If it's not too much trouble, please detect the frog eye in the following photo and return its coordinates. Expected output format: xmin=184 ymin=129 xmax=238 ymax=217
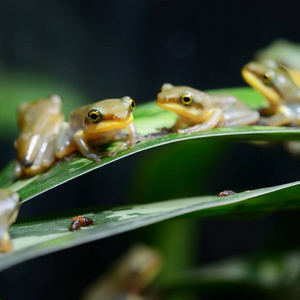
xmin=262 ymin=72 xmax=272 ymax=84
xmin=88 ymin=109 xmax=103 ymax=123
xmin=129 ymin=99 xmax=136 ymax=110
xmin=180 ymin=93 xmax=194 ymax=106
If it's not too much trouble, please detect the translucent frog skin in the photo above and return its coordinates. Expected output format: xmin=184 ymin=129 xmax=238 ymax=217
xmin=157 ymin=83 xmax=259 ymax=134
xmin=82 ymin=244 xmax=163 ymax=300
xmin=242 ymin=61 xmax=300 ymax=126
xmin=55 ymin=97 xmax=137 ymax=162
xmin=14 ymin=95 xmax=64 ymax=178
xmin=254 ymin=39 xmax=300 ymax=72
xmin=0 ymin=189 xmax=20 ymax=253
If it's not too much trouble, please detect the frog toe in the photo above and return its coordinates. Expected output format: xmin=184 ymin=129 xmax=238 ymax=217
xmin=97 ymin=150 xmax=117 ymax=158
xmin=13 ymin=160 xmax=23 ymax=178
xmin=177 ymin=128 xmax=190 ymax=134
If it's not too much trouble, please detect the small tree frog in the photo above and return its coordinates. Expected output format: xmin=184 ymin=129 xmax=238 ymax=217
xmin=157 ymin=83 xmax=259 ymax=134
xmin=55 ymin=97 xmax=137 ymax=162
xmin=14 ymin=95 xmax=64 ymax=177
xmin=242 ymin=61 xmax=300 ymax=126
xmin=0 ymin=189 xmax=20 ymax=253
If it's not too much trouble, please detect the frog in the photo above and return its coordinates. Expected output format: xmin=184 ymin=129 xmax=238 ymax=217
xmin=55 ymin=96 xmax=137 ymax=162
xmin=254 ymin=39 xmax=300 ymax=72
xmin=82 ymin=244 xmax=163 ymax=300
xmin=241 ymin=61 xmax=300 ymax=126
xmin=0 ymin=189 xmax=20 ymax=253
xmin=156 ymin=83 xmax=259 ymax=134
xmin=14 ymin=95 xmax=64 ymax=177
xmin=254 ymin=40 xmax=300 ymax=88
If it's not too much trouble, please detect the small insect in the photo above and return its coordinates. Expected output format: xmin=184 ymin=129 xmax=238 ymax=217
xmin=218 ymin=190 xmax=236 ymax=197
xmin=70 ymin=215 xmax=96 ymax=231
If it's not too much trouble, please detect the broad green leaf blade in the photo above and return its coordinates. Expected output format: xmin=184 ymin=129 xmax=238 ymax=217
xmin=1 ymin=87 xmax=300 ymax=202
xmin=160 ymin=250 xmax=300 ymax=298
xmin=1 ymin=180 xmax=300 ymax=272
xmin=1 ymin=126 xmax=300 ymax=202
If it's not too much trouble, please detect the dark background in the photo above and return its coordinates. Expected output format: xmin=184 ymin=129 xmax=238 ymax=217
xmin=0 ymin=0 xmax=300 ymax=299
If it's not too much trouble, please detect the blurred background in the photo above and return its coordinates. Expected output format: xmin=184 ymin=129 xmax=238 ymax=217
xmin=1 ymin=0 xmax=300 ymax=299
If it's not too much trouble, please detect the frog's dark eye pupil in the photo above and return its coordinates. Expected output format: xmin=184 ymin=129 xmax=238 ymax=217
xmin=91 ymin=113 xmax=98 ymax=120
xmin=129 ymin=99 xmax=136 ymax=110
xmin=180 ymin=93 xmax=194 ymax=106
xmin=262 ymin=72 xmax=272 ymax=83
xmin=88 ymin=110 xmax=102 ymax=123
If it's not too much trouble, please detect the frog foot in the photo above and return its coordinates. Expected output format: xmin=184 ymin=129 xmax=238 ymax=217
xmin=144 ymin=128 xmax=173 ymax=140
xmin=94 ymin=151 xmax=117 ymax=163
xmin=118 ymin=141 xmax=132 ymax=150
xmin=177 ymin=128 xmax=192 ymax=135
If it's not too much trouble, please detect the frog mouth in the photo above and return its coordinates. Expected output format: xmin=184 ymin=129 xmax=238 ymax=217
xmin=241 ymin=68 xmax=282 ymax=106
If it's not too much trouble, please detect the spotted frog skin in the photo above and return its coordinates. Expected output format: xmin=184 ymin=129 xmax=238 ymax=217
xmin=242 ymin=61 xmax=300 ymax=126
xmin=55 ymin=97 xmax=137 ymax=162
xmin=14 ymin=95 xmax=64 ymax=177
xmin=0 ymin=189 xmax=20 ymax=253
xmin=157 ymin=83 xmax=259 ymax=134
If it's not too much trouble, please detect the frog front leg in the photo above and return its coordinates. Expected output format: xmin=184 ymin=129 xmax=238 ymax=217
xmin=258 ymin=105 xmax=292 ymax=126
xmin=116 ymin=122 xmax=142 ymax=148
xmin=178 ymin=108 xmax=223 ymax=134
xmin=73 ymin=130 xmax=116 ymax=163
xmin=126 ymin=122 xmax=138 ymax=147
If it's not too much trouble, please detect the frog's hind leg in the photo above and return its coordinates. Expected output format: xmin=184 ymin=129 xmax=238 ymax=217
xmin=41 ymin=136 xmax=57 ymax=168
xmin=55 ymin=122 xmax=76 ymax=159
xmin=218 ymin=111 xmax=259 ymax=127
xmin=258 ymin=106 xmax=292 ymax=126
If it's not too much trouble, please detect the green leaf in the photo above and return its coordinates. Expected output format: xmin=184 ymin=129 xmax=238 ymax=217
xmin=1 ymin=180 xmax=300 ymax=272
xmin=160 ymin=250 xmax=300 ymax=298
xmin=0 ymin=70 xmax=86 ymax=136
xmin=0 ymin=87 xmax=300 ymax=202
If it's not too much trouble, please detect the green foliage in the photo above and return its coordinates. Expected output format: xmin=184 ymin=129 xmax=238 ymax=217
xmin=1 ymin=88 xmax=300 ymax=202
xmin=0 ymin=181 xmax=300 ymax=272
xmin=161 ymin=250 xmax=300 ymax=299
xmin=0 ymin=86 xmax=299 ymax=297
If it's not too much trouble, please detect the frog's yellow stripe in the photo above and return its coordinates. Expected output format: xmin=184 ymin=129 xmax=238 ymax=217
xmin=157 ymin=102 xmax=204 ymax=121
xmin=91 ymin=114 xmax=134 ymax=132
xmin=241 ymin=68 xmax=282 ymax=106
